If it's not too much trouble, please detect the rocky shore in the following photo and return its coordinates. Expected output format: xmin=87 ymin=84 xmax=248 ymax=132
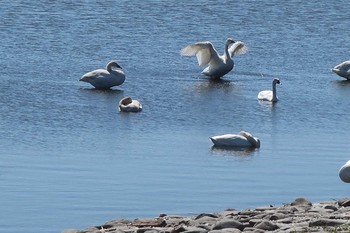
xmin=64 ymin=197 xmax=350 ymax=233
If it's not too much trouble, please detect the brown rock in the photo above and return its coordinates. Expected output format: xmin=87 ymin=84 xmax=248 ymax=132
xmin=132 ymin=218 xmax=166 ymax=227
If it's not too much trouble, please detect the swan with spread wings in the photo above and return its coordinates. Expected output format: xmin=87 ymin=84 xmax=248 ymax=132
xmin=180 ymin=38 xmax=247 ymax=79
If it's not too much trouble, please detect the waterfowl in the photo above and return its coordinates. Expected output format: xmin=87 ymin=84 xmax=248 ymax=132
xmin=118 ymin=97 xmax=142 ymax=112
xmin=258 ymin=78 xmax=281 ymax=102
xmin=339 ymin=160 xmax=350 ymax=183
xmin=180 ymin=38 xmax=247 ymax=79
xmin=80 ymin=60 xmax=125 ymax=89
xmin=210 ymin=131 xmax=260 ymax=148
xmin=331 ymin=60 xmax=350 ymax=79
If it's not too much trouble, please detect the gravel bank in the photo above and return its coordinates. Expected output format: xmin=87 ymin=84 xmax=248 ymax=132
xmin=63 ymin=197 xmax=350 ymax=233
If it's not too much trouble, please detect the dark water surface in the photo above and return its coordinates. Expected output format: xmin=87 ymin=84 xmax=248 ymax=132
xmin=1 ymin=1 xmax=350 ymax=232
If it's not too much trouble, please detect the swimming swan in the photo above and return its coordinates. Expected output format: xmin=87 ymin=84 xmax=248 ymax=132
xmin=119 ymin=97 xmax=142 ymax=112
xmin=258 ymin=78 xmax=281 ymax=102
xmin=180 ymin=38 xmax=247 ymax=79
xmin=339 ymin=160 xmax=350 ymax=183
xmin=80 ymin=60 xmax=125 ymax=89
xmin=331 ymin=60 xmax=350 ymax=79
xmin=210 ymin=131 xmax=260 ymax=148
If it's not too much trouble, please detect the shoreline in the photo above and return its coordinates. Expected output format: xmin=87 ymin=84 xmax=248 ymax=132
xmin=63 ymin=197 xmax=350 ymax=233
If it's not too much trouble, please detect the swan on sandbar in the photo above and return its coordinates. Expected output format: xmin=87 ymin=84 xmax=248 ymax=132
xmin=118 ymin=97 xmax=142 ymax=112
xmin=210 ymin=131 xmax=260 ymax=148
xmin=331 ymin=60 xmax=350 ymax=80
xmin=80 ymin=60 xmax=125 ymax=89
xmin=258 ymin=78 xmax=281 ymax=102
xmin=180 ymin=38 xmax=247 ymax=79
xmin=339 ymin=160 xmax=350 ymax=183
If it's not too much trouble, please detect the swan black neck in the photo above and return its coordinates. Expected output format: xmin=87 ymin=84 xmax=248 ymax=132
xmin=224 ymin=41 xmax=231 ymax=60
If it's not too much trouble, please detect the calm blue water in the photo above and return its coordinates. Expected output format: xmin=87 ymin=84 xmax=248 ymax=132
xmin=1 ymin=1 xmax=350 ymax=232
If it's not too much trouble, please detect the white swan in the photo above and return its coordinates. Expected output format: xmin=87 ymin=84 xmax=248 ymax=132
xmin=210 ymin=131 xmax=260 ymax=148
xmin=331 ymin=60 xmax=350 ymax=79
xmin=258 ymin=78 xmax=281 ymax=102
xmin=339 ymin=160 xmax=350 ymax=183
xmin=118 ymin=97 xmax=142 ymax=112
xmin=180 ymin=38 xmax=247 ymax=79
xmin=80 ymin=60 xmax=125 ymax=89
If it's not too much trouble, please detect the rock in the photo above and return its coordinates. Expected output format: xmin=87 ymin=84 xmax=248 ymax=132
xmin=182 ymin=226 xmax=208 ymax=233
xmin=212 ymin=219 xmax=244 ymax=231
xmin=253 ymin=221 xmax=279 ymax=231
xmin=137 ymin=228 xmax=159 ymax=233
xmin=290 ymin=197 xmax=312 ymax=206
xmin=132 ymin=218 xmax=166 ymax=227
xmin=195 ymin=213 xmax=219 ymax=220
xmin=309 ymin=218 xmax=348 ymax=227
xmin=338 ymin=198 xmax=350 ymax=207
xmin=208 ymin=229 xmax=241 ymax=233
xmin=241 ymin=227 xmax=265 ymax=233
xmin=324 ymin=204 xmax=338 ymax=211
xmin=193 ymin=216 xmax=220 ymax=226
xmin=62 ymin=230 xmax=80 ymax=233
xmin=269 ymin=213 xmax=286 ymax=220
xmin=255 ymin=206 xmax=276 ymax=211
xmin=68 ymin=198 xmax=350 ymax=233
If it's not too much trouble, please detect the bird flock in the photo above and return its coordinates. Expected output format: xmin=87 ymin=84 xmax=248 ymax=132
xmin=79 ymin=38 xmax=350 ymax=182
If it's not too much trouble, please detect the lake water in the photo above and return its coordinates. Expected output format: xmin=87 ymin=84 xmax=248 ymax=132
xmin=1 ymin=0 xmax=350 ymax=232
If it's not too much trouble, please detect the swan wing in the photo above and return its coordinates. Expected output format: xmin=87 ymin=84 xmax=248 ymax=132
xmin=81 ymin=69 xmax=109 ymax=80
xmin=228 ymin=41 xmax=247 ymax=58
xmin=180 ymin=41 xmax=220 ymax=66
xmin=257 ymin=90 xmax=272 ymax=101
xmin=210 ymin=134 xmax=251 ymax=147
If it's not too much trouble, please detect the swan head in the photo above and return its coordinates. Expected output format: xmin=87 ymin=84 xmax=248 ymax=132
xmin=106 ymin=60 xmax=123 ymax=70
xmin=272 ymin=78 xmax=281 ymax=86
xmin=239 ymin=131 xmax=260 ymax=148
xmin=119 ymin=96 xmax=142 ymax=112
xmin=226 ymin=38 xmax=235 ymax=45
xmin=119 ymin=96 xmax=133 ymax=106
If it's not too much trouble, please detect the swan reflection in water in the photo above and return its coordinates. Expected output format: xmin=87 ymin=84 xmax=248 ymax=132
xmin=191 ymin=78 xmax=236 ymax=94
xmin=210 ymin=145 xmax=258 ymax=157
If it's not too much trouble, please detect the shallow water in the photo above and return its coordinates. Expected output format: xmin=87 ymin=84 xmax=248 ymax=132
xmin=1 ymin=1 xmax=350 ymax=232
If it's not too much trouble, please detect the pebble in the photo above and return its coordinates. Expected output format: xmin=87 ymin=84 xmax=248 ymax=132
xmin=63 ymin=197 xmax=350 ymax=233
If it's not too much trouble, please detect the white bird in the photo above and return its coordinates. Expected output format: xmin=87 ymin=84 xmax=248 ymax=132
xmin=80 ymin=60 xmax=125 ymax=89
xmin=210 ymin=131 xmax=260 ymax=148
xmin=258 ymin=78 xmax=281 ymax=102
xmin=339 ymin=160 xmax=350 ymax=183
xmin=331 ymin=60 xmax=350 ymax=79
xmin=119 ymin=97 xmax=142 ymax=112
xmin=180 ymin=38 xmax=247 ymax=79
